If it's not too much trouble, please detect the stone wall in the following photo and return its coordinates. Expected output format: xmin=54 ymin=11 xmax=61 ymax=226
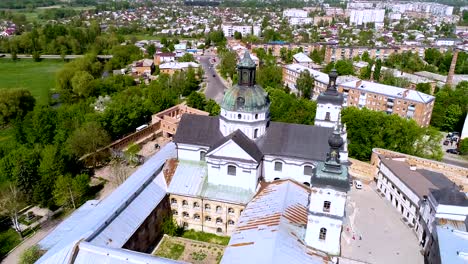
xmin=123 ymin=195 xmax=171 ymax=253
xmin=348 ymin=158 xmax=376 ymax=184
xmin=371 ymin=148 xmax=468 ymax=191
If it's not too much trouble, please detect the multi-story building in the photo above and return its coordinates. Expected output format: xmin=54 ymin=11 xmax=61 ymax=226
xmin=159 ymin=62 xmax=200 ymax=75
xmin=349 ymin=9 xmax=385 ymax=28
xmin=222 ymin=24 xmax=261 ymax=38
xmin=251 ymin=42 xmax=322 ymax=57
xmin=283 ymin=8 xmax=308 ymax=18
xmin=282 ymin=63 xmax=358 ymax=98
xmin=338 ymin=79 xmax=435 ymax=127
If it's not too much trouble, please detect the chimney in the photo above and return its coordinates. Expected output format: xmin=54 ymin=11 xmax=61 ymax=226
xmin=446 ymin=49 xmax=459 ymax=87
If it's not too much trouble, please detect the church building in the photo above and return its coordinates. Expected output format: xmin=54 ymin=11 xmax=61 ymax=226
xmin=169 ymin=52 xmax=349 ymax=246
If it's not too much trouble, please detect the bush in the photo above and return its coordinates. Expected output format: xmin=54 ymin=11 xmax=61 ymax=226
xmin=19 ymin=245 xmax=44 ymax=264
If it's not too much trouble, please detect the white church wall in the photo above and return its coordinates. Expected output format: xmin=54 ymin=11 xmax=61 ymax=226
xmin=308 ymin=187 xmax=346 ymax=218
xmin=305 ymin=215 xmax=343 ymax=255
xmin=206 ymin=157 xmax=259 ymax=191
xmin=177 ymin=143 xmax=209 ymax=162
xmin=263 ymin=155 xmax=316 ymax=185
xmin=219 ymin=109 xmax=268 ymax=140
xmin=209 ymin=140 xmax=255 ymax=161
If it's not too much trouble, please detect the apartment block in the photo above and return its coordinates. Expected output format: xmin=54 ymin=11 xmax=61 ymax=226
xmin=222 ymin=24 xmax=261 ymax=38
xmin=338 ymin=80 xmax=435 ymax=127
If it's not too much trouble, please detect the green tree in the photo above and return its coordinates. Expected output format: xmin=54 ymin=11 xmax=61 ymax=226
xmin=33 ymin=145 xmax=65 ymax=207
xmin=310 ymin=49 xmax=324 ymax=64
xmin=71 ymin=71 xmax=94 ymax=97
xmin=430 ymin=82 xmax=468 ymax=132
xmin=0 ymin=184 xmax=26 ymax=238
xmin=361 ymin=51 xmax=370 ymax=62
xmin=125 ymin=143 xmax=141 ymax=166
xmin=373 ymin=59 xmax=382 ymax=81
xmin=147 ymin=44 xmax=156 ymax=58
xmin=219 ymin=50 xmax=237 ymax=79
xmin=324 ymin=60 xmax=354 ymax=75
xmin=415 ymin=83 xmax=432 ymax=94
xmin=67 ymin=121 xmax=111 ymax=166
xmin=267 ymin=87 xmax=317 ymax=125
xmin=19 ymin=245 xmax=43 ymax=264
xmin=53 ymin=174 xmax=90 ymax=209
xmin=296 ymin=70 xmax=314 ymax=99
xmin=187 ymin=92 xmax=206 ymax=110
xmin=178 ymin=53 xmax=195 ymax=62
xmin=257 ymin=65 xmax=282 ymax=89
xmin=0 ymin=89 xmax=35 ymax=127
xmin=459 ymin=138 xmax=468 ymax=155
xmin=204 ymin=99 xmax=220 ymax=116
xmin=234 ymin=31 xmax=242 ymax=40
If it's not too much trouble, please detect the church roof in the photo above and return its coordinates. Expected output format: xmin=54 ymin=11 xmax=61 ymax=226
xmin=238 ymin=51 xmax=256 ymax=68
xmin=220 ymin=85 xmax=270 ymax=112
xmin=173 ymin=114 xmax=223 ymax=147
xmin=221 ymin=180 xmax=329 ymax=264
xmin=311 ymin=162 xmax=350 ymax=192
xmin=257 ymin=122 xmax=333 ymax=161
xmin=209 ymin=129 xmax=263 ymax=162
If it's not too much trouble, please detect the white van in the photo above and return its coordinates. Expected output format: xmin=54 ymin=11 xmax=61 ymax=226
xmin=354 ymin=180 xmax=363 ymax=189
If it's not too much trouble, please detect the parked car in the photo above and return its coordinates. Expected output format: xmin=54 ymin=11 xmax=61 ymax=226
xmin=354 ymin=180 xmax=363 ymax=189
xmin=446 ymin=149 xmax=460 ymax=155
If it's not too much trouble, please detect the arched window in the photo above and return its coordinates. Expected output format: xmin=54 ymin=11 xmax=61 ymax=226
xmin=182 ymin=200 xmax=188 ymax=207
xmin=325 ymin=112 xmax=331 ymax=121
xmin=255 ymin=114 xmax=258 ymax=119
xmin=216 ymin=217 xmax=223 ymax=224
xmin=303 ymin=182 xmax=310 ymax=187
xmin=172 ymin=210 xmax=178 ymax=216
xmin=182 ymin=212 xmax=189 ymax=218
xmin=193 ymin=202 xmax=200 ymax=209
xmin=194 ymin=214 xmax=200 ymax=220
xmin=274 ymin=162 xmax=282 ymax=172
xmin=274 ymin=177 xmax=280 ymax=180
xmin=205 ymin=216 xmax=212 ymax=222
xmin=254 ymin=129 xmax=258 ymax=139
xmin=227 ymin=165 xmax=236 ymax=176
xmin=216 ymin=206 xmax=222 ymax=213
xmin=170 ymin=198 xmax=177 ymax=205
xmin=240 ymin=209 xmax=243 ymax=215
xmin=228 ymin=208 xmax=235 ymax=214
xmin=205 ymin=204 xmax=211 ymax=211
xmin=304 ymin=165 xmax=313 ymax=176
xmin=228 ymin=220 xmax=235 ymax=225
xmin=216 ymin=227 xmax=222 ymax=233
xmin=200 ymin=151 xmax=206 ymax=161
xmin=319 ymin=228 xmax=327 ymax=240
xmin=323 ymin=201 xmax=331 ymax=212
xmin=238 ymin=114 xmax=242 ymax=119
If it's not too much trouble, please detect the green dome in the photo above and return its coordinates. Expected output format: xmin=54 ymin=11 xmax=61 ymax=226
xmin=221 ymin=84 xmax=269 ymax=112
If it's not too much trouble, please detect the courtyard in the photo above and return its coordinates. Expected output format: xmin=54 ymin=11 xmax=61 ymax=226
xmin=341 ymin=183 xmax=424 ymax=264
xmin=153 ymin=234 xmax=226 ymax=264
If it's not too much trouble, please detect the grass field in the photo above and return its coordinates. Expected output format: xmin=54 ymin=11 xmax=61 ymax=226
xmin=0 ymin=59 xmax=66 ymax=105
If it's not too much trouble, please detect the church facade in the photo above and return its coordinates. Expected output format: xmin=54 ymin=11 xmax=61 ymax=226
xmin=169 ymin=52 xmax=350 ymax=255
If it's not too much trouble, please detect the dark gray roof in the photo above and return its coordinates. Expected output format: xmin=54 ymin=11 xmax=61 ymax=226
xmin=317 ymin=92 xmax=344 ymax=105
xmin=311 ymin=162 xmax=350 ymax=192
xmin=173 ymin=114 xmax=223 ymax=147
xmin=418 ymin=169 xmax=454 ymax=190
xmin=257 ymin=122 xmax=333 ymax=161
xmin=208 ymin=130 xmax=263 ymax=162
xmin=430 ymin=187 xmax=468 ymax=206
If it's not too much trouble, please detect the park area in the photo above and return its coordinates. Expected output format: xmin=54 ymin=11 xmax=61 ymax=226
xmin=153 ymin=230 xmax=229 ymax=264
xmin=0 ymin=59 xmax=65 ymax=105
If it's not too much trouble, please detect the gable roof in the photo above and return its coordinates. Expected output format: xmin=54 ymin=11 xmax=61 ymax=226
xmin=221 ymin=180 xmax=329 ymax=264
xmin=257 ymin=122 xmax=332 ymax=161
xmin=431 ymin=187 xmax=468 ymax=207
xmin=173 ymin=114 xmax=223 ymax=147
xmin=208 ymin=130 xmax=263 ymax=162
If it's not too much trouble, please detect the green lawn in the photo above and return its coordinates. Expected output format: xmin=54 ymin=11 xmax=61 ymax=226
xmin=0 ymin=228 xmax=21 ymax=258
xmin=0 ymin=59 xmax=65 ymax=105
xmin=181 ymin=230 xmax=230 ymax=246
xmin=154 ymin=239 xmax=185 ymax=260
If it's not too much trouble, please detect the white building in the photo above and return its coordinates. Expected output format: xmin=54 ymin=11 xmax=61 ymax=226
xmin=283 ymin=8 xmax=308 ymax=18
xmin=293 ymin=52 xmax=313 ymax=67
xmin=349 ymin=9 xmax=385 ymax=28
xmin=222 ymin=24 xmax=261 ymax=38
xmin=435 ymin=38 xmax=462 ymax=46
xmin=288 ymin=17 xmax=313 ymax=26
xmin=461 ymin=114 xmax=468 ymax=140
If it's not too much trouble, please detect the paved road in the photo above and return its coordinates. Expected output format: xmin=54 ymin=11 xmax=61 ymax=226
xmin=0 ymin=54 xmax=112 ymax=60
xmin=2 ymin=219 xmax=62 ymax=264
xmin=199 ymin=55 xmax=228 ymax=103
xmin=440 ymin=132 xmax=468 ymax=168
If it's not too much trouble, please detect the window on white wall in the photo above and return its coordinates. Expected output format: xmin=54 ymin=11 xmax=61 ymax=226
xmin=274 ymin=162 xmax=282 ymax=172
xmin=325 ymin=112 xmax=331 ymax=121
xmin=319 ymin=228 xmax=327 ymax=240
xmin=254 ymin=129 xmax=258 ymax=138
xmin=304 ymin=165 xmax=313 ymax=176
xmin=200 ymin=151 xmax=206 ymax=161
xmin=323 ymin=201 xmax=331 ymax=212
xmin=228 ymin=165 xmax=236 ymax=176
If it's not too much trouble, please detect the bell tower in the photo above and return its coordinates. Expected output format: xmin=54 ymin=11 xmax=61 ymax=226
xmin=315 ymin=69 xmax=343 ymax=128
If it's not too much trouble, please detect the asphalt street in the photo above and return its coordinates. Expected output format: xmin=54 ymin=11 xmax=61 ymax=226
xmin=199 ymin=55 xmax=227 ymax=103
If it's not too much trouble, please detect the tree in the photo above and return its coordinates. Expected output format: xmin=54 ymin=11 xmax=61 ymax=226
xmin=267 ymin=87 xmax=317 ymax=125
xmin=459 ymin=138 xmax=468 ymax=156
xmin=187 ymin=92 xmax=206 ymax=110
xmin=234 ymin=31 xmax=242 ymax=40
xmin=0 ymin=184 xmax=26 ymax=238
xmin=415 ymin=83 xmax=432 ymax=94
xmin=67 ymin=121 xmax=111 ymax=166
xmin=71 ymin=71 xmax=94 ymax=97
xmin=324 ymin=60 xmax=354 ymax=76
xmin=359 ymin=61 xmax=373 ymax=80
xmin=147 ymin=44 xmax=156 ymax=58
xmin=296 ymin=70 xmax=314 ymax=99
xmin=33 ymin=145 xmax=65 ymax=207
xmin=257 ymin=65 xmax=282 ymax=89
xmin=373 ymin=59 xmax=382 ymax=81
xmin=0 ymin=89 xmax=35 ymax=127
xmin=310 ymin=49 xmax=323 ymax=64
xmin=19 ymin=245 xmax=43 ymax=264
xmin=178 ymin=53 xmax=195 ymax=62
xmin=219 ymin=50 xmax=237 ymax=79
xmin=125 ymin=142 xmax=141 ymax=166
xmin=430 ymin=82 xmax=468 ymax=132
xmin=53 ymin=174 xmax=90 ymax=209
xmin=205 ymin=99 xmax=220 ymax=116
xmin=362 ymin=51 xmax=370 ymax=62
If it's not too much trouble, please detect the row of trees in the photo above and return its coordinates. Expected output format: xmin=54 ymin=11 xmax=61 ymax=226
xmin=430 ymin=81 xmax=468 ymax=133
